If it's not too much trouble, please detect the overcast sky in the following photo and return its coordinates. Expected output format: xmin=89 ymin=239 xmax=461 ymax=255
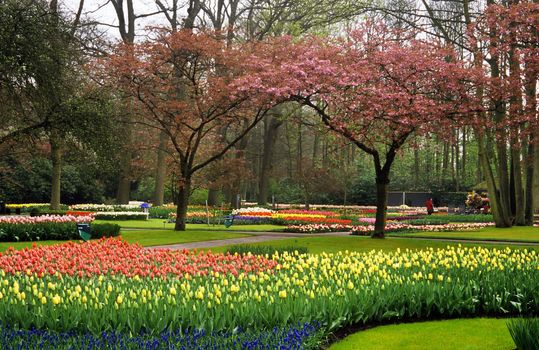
xmin=62 ymin=0 xmax=175 ymax=40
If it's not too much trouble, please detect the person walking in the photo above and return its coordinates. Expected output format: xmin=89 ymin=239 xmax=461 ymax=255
xmin=425 ymin=198 xmax=434 ymax=215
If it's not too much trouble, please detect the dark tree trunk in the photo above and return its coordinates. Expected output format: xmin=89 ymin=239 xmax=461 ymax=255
xmin=174 ymin=176 xmax=191 ymax=231
xmin=50 ymin=136 xmax=62 ymax=210
xmin=373 ymin=173 xmax=389 ymax=238
xmin=117 ymin=162 xmax=131 ymax=204
xmin=524 ymin=139 xmax=535 ymax=225
xmin=153 ymin=130 xmax=168 ymax=206
xmin=207 ymin=188 xmax=219 ymax=206
xmin=258 ymin=114 xmax=282 ymax=204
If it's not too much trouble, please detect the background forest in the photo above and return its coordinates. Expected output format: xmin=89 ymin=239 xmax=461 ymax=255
xmin=0 ymin=0 xmax=537 ymax=215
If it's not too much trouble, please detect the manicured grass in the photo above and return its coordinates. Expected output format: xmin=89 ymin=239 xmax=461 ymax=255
xmin=0 ymin=240 xmax=63 ymax=253
xmin=206 ymin=236 xmax=537 ymax=254
xmin=93 ymin=219 xmax=283 ymax=232
xmin=397 ymin=226 xmax=539 ymax=243
xmin=329 ymin=318 xmax=515 ymax=350
xmin=0 ymin=230 xmax=250 ymax=252
xmin=120 ymin=230 xmax=249 ymax=247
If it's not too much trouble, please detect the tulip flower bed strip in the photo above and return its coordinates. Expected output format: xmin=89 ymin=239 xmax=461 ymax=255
xmin=69 ymin=204 xmax=143 ymax=212
xmin=284 ymin=224 xmax=352 ymax=233
xmin=0 ymin=240 xmax=537 ymax=337
xmin=0 ymin=238 xmax=278 ymax=277
xmin=0 ymin=215 xmax=94 ymax=224
xmin=0 ymin=322 xmax=321 ymax=350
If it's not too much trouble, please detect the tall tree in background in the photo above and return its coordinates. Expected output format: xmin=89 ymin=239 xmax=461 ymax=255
xmin=105 ymin=30 xmax=271 ymax=230
xmin=240 ymin=26 xmax=482 ymax=236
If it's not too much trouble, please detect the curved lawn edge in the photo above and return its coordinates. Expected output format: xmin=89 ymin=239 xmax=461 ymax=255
xmin=327 ymin=318 xmax=516 ymax=350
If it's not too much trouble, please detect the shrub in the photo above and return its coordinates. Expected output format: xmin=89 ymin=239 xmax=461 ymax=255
xmin=226 ymin=245 xmax=309 ymax=256
xmin=34 ymin=210 xmax=68 ymax=216
xmin=90 ymin=223 xmax=121 ymax=239
xmin=149 ymin=206 xmax=175 ymax=219
xmin=94 ymin=212 xmax=149 ymax=220
xmin=0 ymin=222 xmax=78 ymax=241
xmin=405 ymin=214 xmax=493 ymax=225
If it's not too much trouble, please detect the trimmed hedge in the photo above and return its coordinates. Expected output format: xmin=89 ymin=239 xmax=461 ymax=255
xmin=94 ymin=212 xmax=148 ymax=221
xmin=0 ymin=223 xmax=120 ymax=242
xmin=90 ymin=223 xmax=121 ymax=239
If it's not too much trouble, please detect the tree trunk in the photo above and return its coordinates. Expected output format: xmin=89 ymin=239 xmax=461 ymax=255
xmin=534 ymin=143 xmax=539 ymax=215
xmin=512 ymin=145 xmax=525 ymax=225
xmin=50 ymin=136 xmax=62 ymax=210
xmin=153 ymin=130 xmax=168 ymax=206
xmin=477 ymin=131 xmax=512 ymax=227
xmin=207 ymin=188 xmax=219 ymax=206
xmin=116 ymin=160 xmax=131 ymax=204
xmin=524 ymin=139 xmax=535 ymax=225
xmin=258 ymin=114 xmax=282 ymax=205
xmin=442 ymin=141 xmax=449 ymax=182
xmin=174 ymin=176 xmax=191 ymax=231
xmin=373 ymin=174 xmax=389 ymax=238
xmin=462 ymin=127 xmax=467 ymax=182
xmin=413 ymin=148 xmax=419 ymax=188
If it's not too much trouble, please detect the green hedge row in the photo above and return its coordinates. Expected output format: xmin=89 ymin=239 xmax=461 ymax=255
xmin=0 ymin=223 xmax=120 ymax=242
xmin=94 ymin=213 xmax=148 ymax=220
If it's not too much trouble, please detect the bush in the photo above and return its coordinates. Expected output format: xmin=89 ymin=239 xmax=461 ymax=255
xmin=405 ymin=214 xmax=493 ymax=225
xmin=507 ymin=318 xmax=539 ymax=350
xmin=226 ymin=245 xmax=308 ymax=256
xmin=90 ymin=223 xmax=121 ymax=239
xmin=0 ymin=222 xmax=78 ymax=241
xmin=94 ymin=212 xmax=148 ymax=220
xmin=34 ymin=210 xmax=68 ymax=216
xmin=149 ymin=206 xmax=175 ymax=219
xmin=0 ymin=222 xmax=120 ymax=242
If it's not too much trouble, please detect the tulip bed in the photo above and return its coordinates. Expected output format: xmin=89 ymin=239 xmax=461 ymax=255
xmin=0 ymin=238 xmax=537 ymax=348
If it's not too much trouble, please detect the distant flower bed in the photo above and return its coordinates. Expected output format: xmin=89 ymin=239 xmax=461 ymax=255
xmin=351 ymin=222 xmax=495 ymax=235
xmin=0 ymin=215 xmax=93 ymax=224
xmin=284 ymin=224 xmax=352 ymax=233
xmin=6 ymin=203 xmax=50 ymax=209
xmin=231 ymin=207 xmax=274 ymax=216
xmin=69 ymin=204 xmax=143 ymax=212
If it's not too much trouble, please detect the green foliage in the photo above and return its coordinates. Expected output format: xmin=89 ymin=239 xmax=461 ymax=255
xmin=507 ymin=318 xmax=539 ymax=350
xmin=94 ymin=213 xmax=148 ymax=221
xmin=89 ymin=223 xmax=121 ymax=239
xmin=406 ymin=214 xmax=494 ymax=225
xmin=0 ymin=222 xmax=120 ymax=242
xmin=33 ymin=210 xmax=68 ymax=216
xmin=0 ymin=223 xmax=78 ymax=242
xmin=149 ymin=206 xmax=175 ymax=219
xmin=226 ymin=245 xmax=309 ymax=256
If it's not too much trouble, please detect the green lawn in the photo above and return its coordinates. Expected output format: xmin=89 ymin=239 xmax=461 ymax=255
xmin=120 ymin=230 xmax=249 ymax=247
xmin=206 ymin=235 xmax=536 ymax=255
xmin=329 ymin=318 xmax=515 ymax=350
xmin=0 ymin=230 xmax=250 ymax=252
xmin=396 ymin=226 xmax=539 ymax=243
xmin=0 ymin=240 xmax=63 ymax=252
xmin=93 ymin=219 xmax=283 ymax=232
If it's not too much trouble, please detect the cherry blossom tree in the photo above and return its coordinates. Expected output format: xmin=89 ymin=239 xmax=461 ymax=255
xmin=102 ymin=30 xmax=271 ymax=230
xmin=237 ymin=26 xmax=482 ymax=237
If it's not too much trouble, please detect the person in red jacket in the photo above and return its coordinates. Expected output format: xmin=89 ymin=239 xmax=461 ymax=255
xmin=425 ymin=198 xmax=434 ymax=215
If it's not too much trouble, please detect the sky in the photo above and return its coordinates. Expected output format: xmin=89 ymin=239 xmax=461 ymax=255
xmin=62 ymin=0 xmax=175 ymax=40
